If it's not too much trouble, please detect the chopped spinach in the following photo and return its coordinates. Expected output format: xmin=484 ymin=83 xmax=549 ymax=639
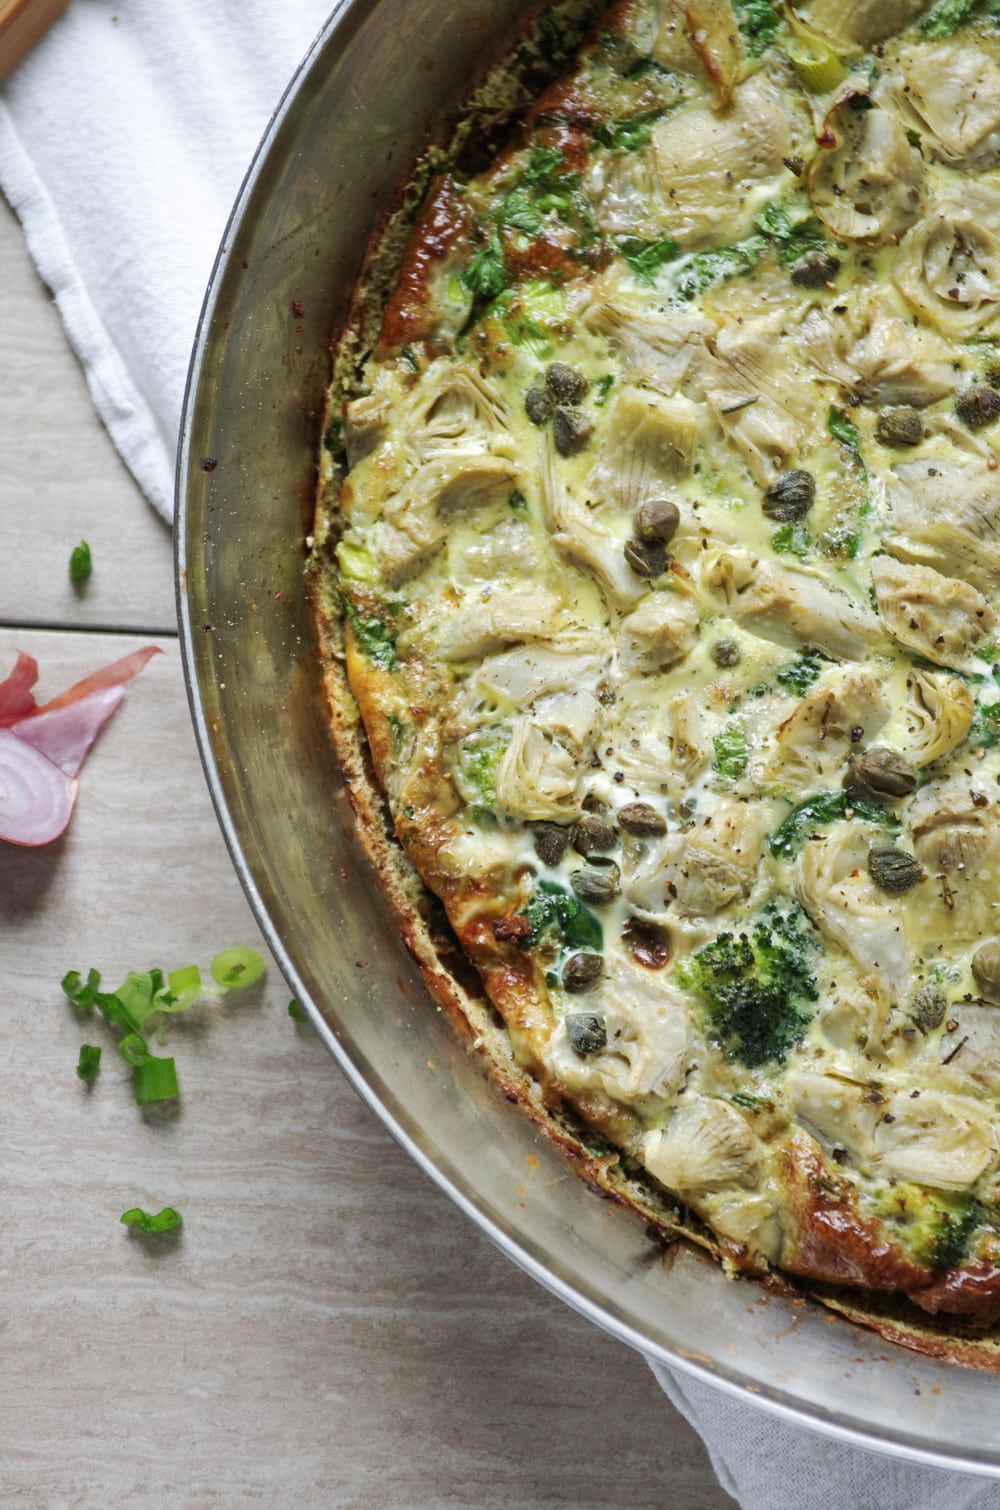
xmin=461 ymin=231 xmax=507 ymax=300
xmin=674 ymin=237 xmax=765 ymax=300
xmin=755 ymin=202 xmax=828 ymax=267
xmin=519 ymin=880 xmax=603 ymax=953
xmin=594 ymin=108 xmax=665 ymax=152
xmin=593 ymin=374 xmax=615 ymax=406
xmin=713 ymin=723 xmax=748 ymax=779
xmin=615 ymin=234 xmax=681 ymax=285
xmin=828 ymin=404 xmax=865 ymax=466
xmin=341 ymin=594 xmax=398 ymax=669
xmin=968 ymin=701 xmax=1000 ymax=750
xmin=921 ymin=0 xmax=992 ymax=37
xmin=769 ymin=791 xmax=898 ymax=860
xmin=771 ymin=523 xmax=812 ymax=558
xmin=732 ymin=0 xmax=782 ymax=53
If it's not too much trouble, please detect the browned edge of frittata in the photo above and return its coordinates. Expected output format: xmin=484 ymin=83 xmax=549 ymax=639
xmin=303 ymin=0 xmax=1000 ymax=1372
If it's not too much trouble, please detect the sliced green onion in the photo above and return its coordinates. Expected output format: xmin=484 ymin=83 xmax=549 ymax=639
xmin=69 ymin=540 xmax=92 ymax=583
xmin=114 ymin=971 xmax=159 ymax=1028
xmin=210 ymin=947 xmax=266 ymax=990
xmin=288 ymin=998 xmax=308 ymax=1022
xmin=76 ymin=1044 xmax=102 ymax=1081
xmin=120 ymin=1206 xmax=183 ymax=1234
xmin=133 ymin=1055 xmax=179 ymax=1105
xmin=153 ymin=963 xmax=204 ymax=1013
xmin=118 ymin=1032 xmax=150 ymax=1067
xmin=785 ymin=36 xmax=846 ymax=92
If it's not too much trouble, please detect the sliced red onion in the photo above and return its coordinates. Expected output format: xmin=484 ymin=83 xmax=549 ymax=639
xmin=0 ymin=730 xmax=76 ymax=846
xmin=12 ymin=685 xmax=127 ymax=777
xmin=0 ymin=651 xmax=40 ymax=725
xmin=35 ymin=645 xmax=161 ymax=714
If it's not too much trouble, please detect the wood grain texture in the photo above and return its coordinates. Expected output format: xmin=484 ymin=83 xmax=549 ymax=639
xmin=0 ymin=0 xmax=68 ymax=80
xmin=0 ymin=195 xmax=176 ymax=633
xmin=0 ymin=195 xmax=733 ymax=1507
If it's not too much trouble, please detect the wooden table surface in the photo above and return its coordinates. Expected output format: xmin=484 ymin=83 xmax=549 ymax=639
xmin=0 ymin=189 xmax=733 ymax=1509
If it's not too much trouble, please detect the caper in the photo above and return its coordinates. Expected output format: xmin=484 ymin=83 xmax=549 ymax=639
xmin=552 ymin=405 xmax=593 ymax=456
xmin=533 ymin=822 xmax=569 ymax=867
xmin=972 ymin=940 xmax=1000 ymax=1004
xmin=624 ymin=538 xmax=668 ymax=578
xmin=790 ymin=251 xmax=841 ymax=288
xmin=875 ymin=407 xmax=923 ymax=449
xmin=525 ymin=387 xmax=554 ymax=426
xmin=867 ymin=846 xmax=924 ymax=894
xmin=617 ymin=801 xmax=667 ymax=838
xmin=570 ymin=861 xmax=621 ymax=905
xmin=546 ymin=362 xmax=588 ymax=404
xmin=563 ymin=959 xmax=605 ymax=998
xmin=955 ymin=385 xmax=1000 ymax=431
xmin=565 ymin=1005 xmax=607 ymax=1045
xmin=634 ymin=498 xmax=681 ymax=544
xmin=762 ymin=469 xmax=816 ymax=522
xmin=572 ymin=813 xmax=618 ymax=856
xmin=847 ymin=746 xmax=916 ymax=800
xmin=712 ymin=639 xmax=741 ymax=668
xmin=909 ymin=983 xmax=948 ymax=1033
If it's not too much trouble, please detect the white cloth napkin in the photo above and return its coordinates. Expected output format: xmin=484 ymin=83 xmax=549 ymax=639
xmin=0 ymin=0 xmax=332 ymax=519
xmin=4 ymin=4 xmax=1000 ymax=1505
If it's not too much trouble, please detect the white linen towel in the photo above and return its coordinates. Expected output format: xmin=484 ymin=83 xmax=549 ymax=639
xmin=4 ymin=4 xmax=1000 ymax=1505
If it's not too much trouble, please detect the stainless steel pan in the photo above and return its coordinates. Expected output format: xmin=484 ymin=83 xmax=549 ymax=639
xmin=176 ymin=0 xmax=1000 ymax=1470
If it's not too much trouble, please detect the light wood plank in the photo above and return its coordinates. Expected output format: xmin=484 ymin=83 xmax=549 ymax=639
xmin=0 ymin=0 xmax=69 ymax=81
xmin=0 ymin=626 xmax=731 ymax=1507
xmin=0 ymin=194 xmax=176 ymax=633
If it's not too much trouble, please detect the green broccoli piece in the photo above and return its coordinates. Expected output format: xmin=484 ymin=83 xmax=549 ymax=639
xmin=876 ymin=1186 xmax=982 ymax=1270
xmin=457 ymin=731 xmax=507 ymax=819
xmin=676 ymin=903 xmax=819 ymax=1067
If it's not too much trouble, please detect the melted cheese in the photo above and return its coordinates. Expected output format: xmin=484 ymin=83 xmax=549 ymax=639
xmin=321 ymin=2 xmax=1000 ymax=1305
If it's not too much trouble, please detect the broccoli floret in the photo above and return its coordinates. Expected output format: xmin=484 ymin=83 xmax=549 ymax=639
xmin=875 ymin=1186 xmax=982 ymax=1270
xmin=677 ymin=903 xmax=818 ymax=1067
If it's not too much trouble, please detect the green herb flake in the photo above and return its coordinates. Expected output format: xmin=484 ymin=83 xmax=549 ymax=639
xmin=288 ymin=998 xmax=309 ymax=1022
xmin=120 ymin=1206 xmax=183 ymax=1235
xmin=508 ymin=488 xmax=529 ymax=513
xmin=775 ymin=654 xmax=826 ymax=696
xmin=615 ymin=234 xmax=681 ymax=285
xmin=712 ymin=723 xmax=748 ymax=779
xmin=399 ymin=345 xmax=420 ymax=372
xmin=76 ymin=1044 xmax=102 ymax=1082
xmin=69 ymin=541 xmax=92 ymax=583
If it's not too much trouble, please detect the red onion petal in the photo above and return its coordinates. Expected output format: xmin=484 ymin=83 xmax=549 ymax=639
xmin=0 ymin=730 xmax=76 ymax=846
xmin=35 ymin=644 xmax=161 ymax=714
xmin=0 ymin=651 xmax=40 ymax=725
xmin=12 ymin=685 xmax=127 ymax=777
